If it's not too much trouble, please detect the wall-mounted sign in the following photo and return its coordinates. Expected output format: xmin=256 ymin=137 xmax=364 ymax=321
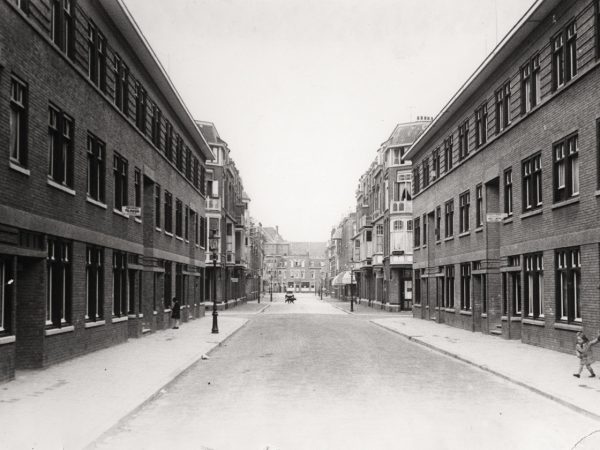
xmin=122 ymin=206 xmax=141 ymax=217
xmin=231 ymin=277 xmax=238 ymax=283
xmin=486 ymin=213 xmax=507 ymax=223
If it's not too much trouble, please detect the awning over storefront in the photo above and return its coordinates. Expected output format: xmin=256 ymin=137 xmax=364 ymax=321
xmin=332 ymin=271 xmax=355 ymax=286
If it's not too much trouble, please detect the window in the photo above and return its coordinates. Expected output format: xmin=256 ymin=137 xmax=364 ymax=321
xmin=113 ymin=55 xmax=129 ymax=114
xmin=556 ymin=248 xmax=581 ymax=323
xmin=432 ymin=148 xmax=440 ymax=180
xmin=193 ymin=157 xmax=199 ymax=189
xmin=524 ymin=253 xmax=543 ymax=319
xmin=88 ymin=22 xmax=106 ymax=92
xmin=176 ymin=136 xmax=184 ymax=172
xmin=164 ymin=191 xmax=173 ymax=233
xmin=46 ymin=238 xmax=71 ymax=328
xmin=14 ymin=0 xmax=29 ymax=13
xmin=475 ymin=184 xmax=483 ymax=228
xmin=460 ymin=263 xmax=471 ymax=311
xmin=185 ymin=147 xmax=192 ymax=180
xmin=422 ymin=214 xmax=427 ymax=246
xmin=458 ymin=120 xmax=469 ymax=160
xmin=502 ymin=256 xmax=521 ymax=317
xmin=412 ymin=167 xmax=420 ymax=195
xmin=444 ymin=135 xmax=453 ymax=172
xmin=444 ymin=200 xmax=454 ymax=238
xmin=375 ymin=224 xmax=384 ymax=253
xmin=474 ymin=103 xmax=488 ymax=147
xmin=444 ymin=265 xmax=455 ymax=308
xmin=504 ymin=169 xmax=513 ymax=215
xmin=413 ymin=218 xmax=421 ymax=247
xmin=552 ymin=22 xmax=577 ymax=91
xmin=0 ymin=259 xmax=11 ymax=334
xmin=155 ymin=184 xmax=161 ymax=228
xmin=113 ymin=251 xmax=128 ymax=317
xmin=184 ymin=205 xmax=189 ymax=241
xmin=422 ymin=158 xmax=430 ymax=188
xmin=190 ymin=209 xmax=198 ymax=245
xmin=51 ymin=0 xmax=75 ymax=56
xmin=87 ymin=134 xmax=106 ymax=203
xmin=135 ymin=82 xmax=147 ymax=133
xmin=495 ymin=81 xmax=511 ymax=133
xmin=9 ymin=76 xmax=28 ymax=167
xmin=165 ymin=122 xmax=174 ymax=161
xmin=175 ymin=198 xmax=183 ymax=237
xmin=522 ymin=153 xmax=542 ymax=212
xmin=553 ymin=134 xmax=579 ymax=202
xmin=134 ymin=168 xmax=141 ymax=209
xmin=113 ymin=153 xmax=128 ymax=211
xmin=459 ymin=191 xmax=470 ymax=233
xmin=200 ymin=216 xmax=207 ymax=248
xmin=149 ymin=104 xmax=161 ymax=147
xmin=48 ymin=105 xmax=74 ymax=188
xmin=521 ymin=54 xmax=540 ymax=113
xmin=164 ymin=261 xmax=172 ymax=309
xmin=86 ymin=246 xmax=103 ymax=321
xmin=414 ymin=270 xmax=421 ymax=305
xmin=435 ymin=206 xmax=441 ymax=241
xmin=200 ymin=164 xmax=206 ymax=195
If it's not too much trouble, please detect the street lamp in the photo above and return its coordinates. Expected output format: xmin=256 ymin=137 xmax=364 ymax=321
xmin=350 ymin=258 xmax=354 ymax=312
xmin=209 ymin=229 xmax=220 ymax=334
xmin=269 ymin=270 xmax=273 ymax=302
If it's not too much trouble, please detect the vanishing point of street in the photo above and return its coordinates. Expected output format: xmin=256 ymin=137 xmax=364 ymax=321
xmin=94 ymin=294 xmax=599 ymax=450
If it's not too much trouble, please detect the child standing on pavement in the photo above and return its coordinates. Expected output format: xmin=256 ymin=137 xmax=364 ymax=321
xmin=573 ymin=331 xmax=600 ymax=378
xmin=171 ymin=297 xmax=181 ymax=329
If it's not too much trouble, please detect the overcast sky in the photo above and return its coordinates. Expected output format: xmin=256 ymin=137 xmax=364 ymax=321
xmin=122 ymin=0 xmax=536 ymax=242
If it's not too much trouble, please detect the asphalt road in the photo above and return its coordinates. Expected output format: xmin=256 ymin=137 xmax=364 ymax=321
xmin=93 ymin=293 xmax=600 ymax=450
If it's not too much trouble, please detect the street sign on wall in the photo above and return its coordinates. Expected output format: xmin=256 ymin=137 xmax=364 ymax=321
xmin=122 ymin=206 xmax=141 ymax=217
xmin=486 ymin=213 xmax=507 ymax=222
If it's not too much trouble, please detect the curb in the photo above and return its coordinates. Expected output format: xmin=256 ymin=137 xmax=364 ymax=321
xmin=85 ymin=319 xmax=250 ymax=449
xmin=371 ymin=321 xmax=600 ymax=422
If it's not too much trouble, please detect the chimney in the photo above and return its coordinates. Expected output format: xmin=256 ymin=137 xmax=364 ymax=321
xmin=276 ymin=225 xmax=279 ymax=235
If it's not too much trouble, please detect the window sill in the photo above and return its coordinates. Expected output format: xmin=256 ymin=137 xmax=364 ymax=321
xmin=444 ymin=236 xmax=454 ymax=242
xmin=113 ymin=208 xmax=129 ymax=219
xmin=459 ymin=310 xmax=472 ymax=316
xmin=522 ymin=318 xmax=545 ymax=327
xmin=481 ymin=313 xmax=487 ymax=318
xmin=155 ymin=227 xmax=162 ymax=232
xmin=458 ymin=231 xmax=470 ymax=238
xmin=595 ymin=190 xmax=600 ymax=197
xmin=47 ymin=178 xmax=76 ymax=196
xmin=502 ymin=216 xmax=514 ymax=225
xmin=520 ymin=208 xmax=542 ymax=220
xmin=9 ymin=160 xmax=30 ymax=176
xmin=44 ymin=325 xmax=74 ymax=336
xmin=0 ymin=335 xmax=16 ymax=345
xmin=85 ymin=320 xmax=105 ymax=328
xmin=164 ymin=308 xmax=172 ymax=313
xmin=86 ymin=197 xmax=107 ymax=210
xmin=165 ymin=231 xmax=173 ymax=237
xmin=112 ymin=316 xmax=128 ymax=323
xmin=128 ymin=313 xmax=143 ymax=319
xmin=176 ymin=236 xmax=184 ymax=242
xmin=443 ymin=308 xmax=455 ymax=313
xmin=134 ymin=217 xmax=142 ymax=224
xmin=551 ymin=196 xmax=579 ymax=210
xmin=153 ymin=310 xmax=158 ymax=315
xmin=554 ymin=322 xmax=582 ymax=332
xmin=475 ymin=227 xmax=483 ymax=234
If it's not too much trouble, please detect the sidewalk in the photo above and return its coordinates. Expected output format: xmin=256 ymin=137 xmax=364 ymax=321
xmin=0 ymin=313 xmax=253 ymax=450
xmin=372 ymin=316 xmax=600 ymax=421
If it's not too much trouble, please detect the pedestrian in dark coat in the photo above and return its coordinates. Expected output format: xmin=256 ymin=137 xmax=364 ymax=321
xmin=171 ymin=297 xmax=181 ymax=329
xmin=573 ymin=331 xmax=600 ymax=378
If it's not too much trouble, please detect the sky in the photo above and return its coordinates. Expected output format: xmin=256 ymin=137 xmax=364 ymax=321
xmin=122 ymin=0 xmax=537 ymax=242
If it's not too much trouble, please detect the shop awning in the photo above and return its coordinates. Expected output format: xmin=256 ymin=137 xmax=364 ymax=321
xmin=332 ymin=271 xmax=355 ymax=286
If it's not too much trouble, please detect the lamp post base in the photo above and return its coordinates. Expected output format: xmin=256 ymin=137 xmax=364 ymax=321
xmin=211 ymin=309 xmax=219 ymax=334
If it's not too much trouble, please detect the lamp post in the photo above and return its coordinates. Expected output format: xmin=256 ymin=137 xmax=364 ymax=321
xmin=270 ymin=270 xmax=273 ymax=302
xmin=209 ymin=229 xmax=220 ymax=334
xmin=350 ymin=258 xmax=354 ymax=312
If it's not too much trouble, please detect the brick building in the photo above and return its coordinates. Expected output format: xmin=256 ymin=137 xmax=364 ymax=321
xmin=407 ymin=0 xmax=600 ymax=354
xmin=352 ymin=120 xmax=429 ymax=311
xmin=0 ymin=0 xmax=217 ymax=382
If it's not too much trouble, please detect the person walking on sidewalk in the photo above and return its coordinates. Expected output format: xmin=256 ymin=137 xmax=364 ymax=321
xmin=573 ymin=331 xmax=600 ymax=378
xmin=171 ymin=297 xmax=181 ymax=329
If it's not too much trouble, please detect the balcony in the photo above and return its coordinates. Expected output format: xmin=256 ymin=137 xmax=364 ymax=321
xmin=226 ymin=252 xmax=234 ymax=264
xmin=206 ymin=198 xmax=221 ymax=211
xmin=205 ymin=253 xmax=221 ymax=264
xmin=390 ymin=200 xmax=412 ymax=214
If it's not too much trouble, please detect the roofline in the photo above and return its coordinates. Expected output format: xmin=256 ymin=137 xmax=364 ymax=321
xmin=103 ymin=0 xmax=214 ymax=161
xmin=405 ymin=0 xmax=558 ymax=160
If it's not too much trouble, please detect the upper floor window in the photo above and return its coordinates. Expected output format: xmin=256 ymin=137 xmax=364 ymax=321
xmin=475 ymin=184 xmax=483 ymax=228
xmin=413 ymin=217 xmax=421 ymax=247
xmin=422 ymin=158 xmax=430 ymax=188
xmin=176 ymin=136 xmax=184 ymax=172
xmin=135 ymin=82 xmax=147 ymax=133
xmin=48 ymin=104 xmax=74 ymax=188
xmin=165 ymin=121 xmax=174 ymax=161
xmin=87 ymin=134 xmax=105 ymax=203
xmin=88 ymin=22 xmax=106 ymax=92
xmin=151 ymin=104 xmax=162 ymax=147
xmin=444 ymin=199 xmax=454 ymax=238
xmin=185 ymin=147 xmax=192 ymax=180
xmin=521 ymin=54 xmax=540 ymax=114
xmin=134 ymin=168 xmax=141 ymax=209
xmin=474 ymin=103 xmax=488 ymax=147
xmin=432 ymin=148 xmax=440 ymax=180
xmin=552 ymin=21 xmax=577 ymax=91
xmin=435 ymin=206 xmax=441 ymax=241
xmin=522 ymin=153 xmax=542 ymax=212
xmin=113 ymin=55 xmax=129 ymax=114
xmin=113 ymin=153 xmax=128 ymax=211
xmin=413 ymin=167 xmax=420 ymax=195
xmin=495 ymin=81 xmax=511 ymax=133
xmin=14 ymin=0 xmax=29 ymax=13
xmin=9 ymin=76 xmax=28 ymax=168
xmin=458 ymin=120 xmax=469 ymax=161
xmin=175 ymin=198 xmax=183 ymax=237
xmin=553 ymin=134 xmax=579 ymax=202
xmin=51 ymin=0 xmax=75 ymax=57
xmin=459 ymin=191 xmax=470 ymax=233
xmin=444 ymin=135 xmax=453 ymax=172
xmin=154 ymin=184 xmax=161 ymax=229
xmin=504 ymin=168 xmax=513 ymax=216
xmin=164 ymin=191 xmax=173 ymax=233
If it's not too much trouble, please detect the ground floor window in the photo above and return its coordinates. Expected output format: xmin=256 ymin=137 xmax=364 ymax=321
xmin=524 ymin=253 xmax=544 ymax=319
xmin=47 ymin=238 xmax=72 ymax=327
xmin=0 ymin=259 xmax=11 ymax=333
xmin=176 ymin=263 xmax=186 ymax=306
xmin=556 ymin=247 xmax=581 ymax=323
xmin=460 ymin=263 xmax=471 ymax=311
xmin=414 ymin=270 xmax=421 ymax=305
xmin=86 ymin=246 xmax=104 ymax=321
xmin=112 ymin=251 xmax=128 ymax=317
xmin=444 ymin=265 xmax=455 ymax=308
xmin=502 ymin=272 xmax=521 ymax=316
xmin=164 ymin=261 xmax=172 ymax=308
